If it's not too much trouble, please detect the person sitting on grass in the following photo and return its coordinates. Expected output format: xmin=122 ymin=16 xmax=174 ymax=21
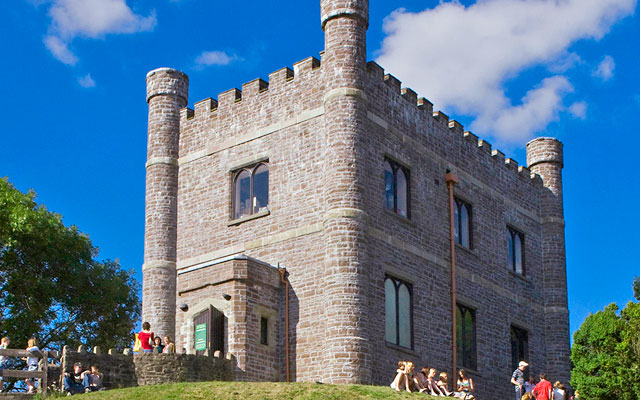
xmin=457 ymin=369 xmax=475 ymax=399
xmin=390 ymin=361 xmax=413 ymax=393
xmin=84 ymin=364 xmax=104 ymax=392
xmin=64 ymin=362 xmax=88 ymax=395
xmin=426 ymin=367 xmax=446 ymax=396
xmin=412 ymin=366 xmax=429 ymax=392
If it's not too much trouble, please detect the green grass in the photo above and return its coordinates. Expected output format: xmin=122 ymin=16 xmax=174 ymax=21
xmin=36 ymin=382 xmax=442 ymax=400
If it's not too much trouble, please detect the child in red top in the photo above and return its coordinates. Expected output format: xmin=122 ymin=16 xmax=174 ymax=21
xmin=138 ymin=322 xmax=154 ymax=353
xmin=533 ymin=373 xmax=553 ymax=400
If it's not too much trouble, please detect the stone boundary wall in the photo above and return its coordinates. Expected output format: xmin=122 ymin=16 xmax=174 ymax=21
xmin=60 ymin=346 xmax=232 ymax=389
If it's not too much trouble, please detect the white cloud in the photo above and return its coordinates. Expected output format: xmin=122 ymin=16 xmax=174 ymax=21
xmin=376 ymin=0 xmax=636 ymax=144
xmin=475 ymin=76 xmax=573 ymax=141
xmin=568 ymin=101 xmax=588 ymax=119
xmin=44 ymin=35 xmax=78 ymax=65
xmin=43 ymin=0 xmax=156 ymax=64
xmin=77 ymin=73 xmax=96 ymax=88
xmin=195 ymin=51 xmax=236 ymax=67
xmin=593 ymin=55 xmax=616 ymax=81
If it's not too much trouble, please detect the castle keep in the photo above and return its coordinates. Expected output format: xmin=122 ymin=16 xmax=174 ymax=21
xmin=142 ymin=0 xmax=571 ymax=397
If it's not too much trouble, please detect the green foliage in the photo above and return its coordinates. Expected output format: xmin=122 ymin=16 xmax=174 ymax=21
xmin=633 ymin=276 xmax=639 ymax=301
xmin=0 ymin=177 xmax=140 ymax=351
xmin=571 ymin=287 xmax=640 ymax=400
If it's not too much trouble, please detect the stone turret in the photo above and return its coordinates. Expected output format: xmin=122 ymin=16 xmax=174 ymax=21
xmin=526 ymin=137 xmax=571 ymax=384
xmin=320 ymin=0 xmax=372 ymax=384
xmin=143 ymin=68 xmax=188 ymax=340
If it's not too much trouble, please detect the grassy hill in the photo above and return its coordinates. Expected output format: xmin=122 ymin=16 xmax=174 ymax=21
xmin=37 ymin=382 xmax=443 ymax=399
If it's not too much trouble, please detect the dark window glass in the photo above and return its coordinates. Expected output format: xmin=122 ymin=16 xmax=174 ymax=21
xmin=454 ymin=198 xmax=472 ymax=248
xmin=384 ymin=162 xmax=394 ymax=211
xmin=260 ymin=316 xmax=268 ymax=346
xmin=456 ymin=304 xmax=477 ymax=370
xmin=507 ymin=227 xmax=525 ymax=275
xmin=253 ymin=164 xmax=269 ymax=214
xmin=233 ymin=163 xmax=269 ymax=219
xmin=383 ymin=159 xmax=410 ymax=218
xmin=384 ymin=275 xmax=413 ymax=349
xmin=511 ymin=325 xmax=529 ymax=372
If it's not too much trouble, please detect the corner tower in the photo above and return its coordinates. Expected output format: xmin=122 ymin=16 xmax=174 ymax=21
xmin=143 ymin=68 xmax=188 ymax=340
xmin=320 ymin=0 xmax=372 ymax=384
xmin=526 ymin=138 xmax=571 ymax=384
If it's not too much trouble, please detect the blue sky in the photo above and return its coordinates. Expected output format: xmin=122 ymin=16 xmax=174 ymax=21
xmin=1 ymin=0 xmax=638 ymax=339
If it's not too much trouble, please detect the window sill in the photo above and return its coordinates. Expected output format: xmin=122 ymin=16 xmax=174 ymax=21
xmin=383 ymin=208 xmax=415 ymax=227
xmin=508 ymin=269 xmax=531 ymax=283
xmin=456 ymin=366 xmax=482 ymax=377
xmin=455 ymin=243 xmax=476 ymax=257
xmin=385 ymin=342 xmax=417 ymax=356
xmin=228 ymin=209 xmax=270 ymax=226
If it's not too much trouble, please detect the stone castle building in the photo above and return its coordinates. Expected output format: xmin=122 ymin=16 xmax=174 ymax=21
xmin=142 ymin=0 xmax=571 ymax=397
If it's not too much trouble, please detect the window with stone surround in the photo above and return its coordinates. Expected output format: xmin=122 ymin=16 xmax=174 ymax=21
xmin=507 ymin=226 xmax=525 ymax=275
xmin=510 ymin=325 xmax=529 ymax=371
xmin=454 ymin=197 xmax=472 ymax=248
xmin=456 ymin=303 xmax=477 ymax=370
xmin=385 ymin=275 xmax=413 ymax=349
xmin=233 ymin=162 xmax=269 ymax=219
xmin=384 ymin=159 xmax=410 ymax=218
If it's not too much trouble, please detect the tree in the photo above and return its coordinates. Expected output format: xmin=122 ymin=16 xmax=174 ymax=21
xmin=571 ymin=280 xmax=640 ymax=400
xmin=633 ymin=276 xmax=639 ymax=301
xmin=0 ymin=177 xmax=140 ymax=352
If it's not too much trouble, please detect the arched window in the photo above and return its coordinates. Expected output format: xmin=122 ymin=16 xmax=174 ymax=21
xmin=454 ymin=197 xmax=472 ymax=248
xmin=233 ymin=163 xmax=269 ymax=219
xmin=456 ymin=303 xmax=477 ymax=370
xmin=384 ymin=275 xmax=413 ymax=349
xmin=507 ymin=226 xmax=525 ymax=275
xmin=383 ymin=159 xmax=410 ymax=218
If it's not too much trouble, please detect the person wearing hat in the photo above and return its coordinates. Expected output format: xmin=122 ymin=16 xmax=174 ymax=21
xmin=63 ymin=362 xmax=89 ymax=395
xmin=511 ymin=361 xmax=529 ymax=400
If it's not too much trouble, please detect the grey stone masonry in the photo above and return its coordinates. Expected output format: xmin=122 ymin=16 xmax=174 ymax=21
xmin=526 ymin=138 xmax=571 ymax=386
xmin=142 ymin=0 xmax=571 ymax=397
xmin=60 ymin=346 xmax=231 ymax=388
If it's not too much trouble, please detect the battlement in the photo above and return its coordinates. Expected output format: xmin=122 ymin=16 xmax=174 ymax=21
xmin=181 ymin=56 xmax=321 ymax=124
xmin=60 ymin=344 xmax=232 ymax=388
xmin=365 ymin=61 xmax=544 ymax=186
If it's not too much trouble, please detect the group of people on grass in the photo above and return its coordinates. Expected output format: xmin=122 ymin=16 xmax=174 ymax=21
xmin=135 ymin=321 xmax=176 ymax=354
xmin=390 ymin=360 xmax=475 ymax=399
xmin=512 ymin=361 xmax=576 ymax=400
xmin=63 ymin=362 xmax=104 ymax=395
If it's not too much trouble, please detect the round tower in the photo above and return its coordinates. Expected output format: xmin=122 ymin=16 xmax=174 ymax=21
xmin=143 ymin=68 xmax=188 ymax=340
xmin=526 ymin=137 xmax=571 ymax=385
xmin=320 ymin=0 xmax=372 ymax=384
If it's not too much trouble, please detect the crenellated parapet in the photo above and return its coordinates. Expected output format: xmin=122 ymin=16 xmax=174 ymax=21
xmin=365 ymin=60 xmax=544 ymax=187
xmin=180 ymin=57 xmax=321 ymax=127
xmin=60 ymin=345 xmax=232 ymax=389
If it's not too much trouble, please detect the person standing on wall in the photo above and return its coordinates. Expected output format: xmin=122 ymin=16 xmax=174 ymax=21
xmin=511 ymin=361 xmax=529 ymax=400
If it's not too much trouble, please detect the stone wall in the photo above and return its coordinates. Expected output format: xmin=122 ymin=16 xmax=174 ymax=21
xmin=60 ymin=346 xmax=232 ymax=389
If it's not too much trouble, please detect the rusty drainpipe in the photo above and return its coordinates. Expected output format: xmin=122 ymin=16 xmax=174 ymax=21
xmin=278 ymin=267 xmax=290 ymax=382
xmin=445 ymin=171 xmax=459 ymax=381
